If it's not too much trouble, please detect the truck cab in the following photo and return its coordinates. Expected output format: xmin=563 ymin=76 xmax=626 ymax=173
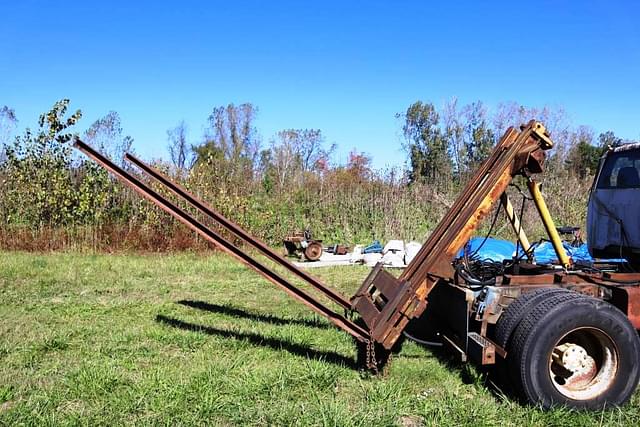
xmin=587 ymin=142 xmax=640 ymax=265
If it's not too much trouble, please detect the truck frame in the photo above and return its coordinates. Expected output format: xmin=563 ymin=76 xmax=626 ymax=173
xmin=74 ymin=120 xmax=640 ymax=409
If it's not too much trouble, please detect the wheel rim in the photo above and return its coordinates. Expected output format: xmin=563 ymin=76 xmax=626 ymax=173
xmin=548 ymin=327 xmax=619 ymax=400
xmin=305 ymin=243 xmax=322 ymax=261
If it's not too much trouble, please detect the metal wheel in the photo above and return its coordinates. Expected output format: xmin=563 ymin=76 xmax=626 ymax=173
xmin=549 ymin=327 xmax=618 ymax=401
xmin=508 ymin=293 xmax=640 ymax=409
xmin=304 ymin=242 xmax=323 ymax=261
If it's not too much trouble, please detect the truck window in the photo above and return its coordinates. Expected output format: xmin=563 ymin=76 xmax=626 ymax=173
xmin=596 ymin=150 xmax=640 ymax=189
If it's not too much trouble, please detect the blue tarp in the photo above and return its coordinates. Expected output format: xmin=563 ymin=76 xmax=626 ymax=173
xmin=457 ymin=237 xmax=626 ymax=265
xmin=363 ymin=240 xmax=383 ymax=254
xmin=458 ymin=237 xmax=516 ymax=262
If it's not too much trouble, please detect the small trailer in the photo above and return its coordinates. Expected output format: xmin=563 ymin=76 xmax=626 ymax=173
xmin=74 ymin=120 xmax=640 ymax=409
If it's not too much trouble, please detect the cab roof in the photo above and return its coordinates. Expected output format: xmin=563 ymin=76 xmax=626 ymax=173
xmin=612 ymin=142 xmax=640 ymax=153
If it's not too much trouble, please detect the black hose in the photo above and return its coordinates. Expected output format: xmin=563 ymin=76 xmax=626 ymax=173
xmin=403 ymin=331 xmax=443 ymax=347
xmin=455 ymin=263 xmax=495 ymax=287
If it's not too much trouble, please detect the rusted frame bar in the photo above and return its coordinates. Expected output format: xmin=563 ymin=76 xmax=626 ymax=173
xmin=73 ymin=139 xmax=370 ymax=342
xmin=123 ymin=152 xmax=352 ymax=310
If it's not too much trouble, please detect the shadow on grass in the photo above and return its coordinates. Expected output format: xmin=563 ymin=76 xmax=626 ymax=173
xmin=177 ymin=300 xmax=332 ymax=330
xmin=155 ymin=314 xmax=358 ymax=369
xmin=416 ymin=342 xmax=510 ymax=403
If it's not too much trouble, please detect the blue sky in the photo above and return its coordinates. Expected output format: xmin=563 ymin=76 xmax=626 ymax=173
xmin=1 ymin=1 xmax=639 ymax=169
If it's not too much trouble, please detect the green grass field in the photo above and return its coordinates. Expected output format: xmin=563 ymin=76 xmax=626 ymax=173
xmin=1 ymin=251 xmax=639 ymax=426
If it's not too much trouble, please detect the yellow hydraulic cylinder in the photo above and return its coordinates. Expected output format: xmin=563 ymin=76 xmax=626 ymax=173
xmin=500 ymin=193 xmax=532 ymax=260
xmin=527 ymin=179 xmax=571 ymax=268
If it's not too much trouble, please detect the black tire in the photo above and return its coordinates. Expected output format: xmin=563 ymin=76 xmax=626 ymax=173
xmin=492 ymin=288 xmax=578 ymax=395
xmin=509 ymin=295 xmax=640 ymax=409
xmin=494 ymin=287 xmax=574 ymax=348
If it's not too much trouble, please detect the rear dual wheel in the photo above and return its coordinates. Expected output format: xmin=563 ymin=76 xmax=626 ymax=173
xmin=497 ymin=290 xmax=640 ymax=409
xmin=493 ymin=288 xmax=576 ymax=395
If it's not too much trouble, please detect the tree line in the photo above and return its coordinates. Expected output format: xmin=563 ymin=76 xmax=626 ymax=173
xmin=0 ymin=99 xmax=632 ymax=251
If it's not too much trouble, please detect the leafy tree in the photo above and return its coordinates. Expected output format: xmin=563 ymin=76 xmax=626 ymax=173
xmin=258 ymin=148 xmax=275 ymax=193
xmin=564 ymin=130 xmax=624 ymax=180
xmin=398 ymin=101 xmax=452 ymax=185
xmin=461 ymin=101 xmax=495 ymax=173
xmin=598 ymin=131 xmax=623 ymax=149
xmin=3 ymin=99 xmax=82 ymax=226
xmin=565 ymin=126 xmax=602 ymax=178
xmin=282 ymin=129 xmax=332 ymax=173
xmin=0 ymin=106 xmax=17 ymax=223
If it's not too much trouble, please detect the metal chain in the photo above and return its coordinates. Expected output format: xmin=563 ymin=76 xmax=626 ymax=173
xmin=364 ymin=339 xmax=379 ymax=374
xmin=370 ymin=341 xmax=378 ymax=374
xmin=365 ymin=339 xmax=371 ymax=369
